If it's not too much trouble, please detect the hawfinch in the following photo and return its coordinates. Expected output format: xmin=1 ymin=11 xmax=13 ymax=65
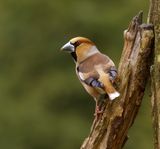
xmin=61 ymin=37 xmax=120 ymax=115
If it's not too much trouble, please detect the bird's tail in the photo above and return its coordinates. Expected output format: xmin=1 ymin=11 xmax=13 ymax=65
xmin=97 ymin=70 xmax=120 ymax=100
xmin=108 ymin=91 xmax=120 ymax=100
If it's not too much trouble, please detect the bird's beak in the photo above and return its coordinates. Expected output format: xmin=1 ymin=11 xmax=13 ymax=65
xmin=60 ymin=42 xmax=75 ymax=52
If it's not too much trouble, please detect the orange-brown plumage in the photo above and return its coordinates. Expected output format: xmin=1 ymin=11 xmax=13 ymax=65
xmin=61 ymin=37 xmax=120 ymax=116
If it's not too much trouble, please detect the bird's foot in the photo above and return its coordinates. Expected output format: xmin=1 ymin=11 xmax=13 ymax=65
xmin=94 ymin=105 xmax=104 ymax=120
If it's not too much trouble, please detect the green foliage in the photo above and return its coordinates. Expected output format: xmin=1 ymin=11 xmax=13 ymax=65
xmin=0 ymin=0 xmax=153 ymax=148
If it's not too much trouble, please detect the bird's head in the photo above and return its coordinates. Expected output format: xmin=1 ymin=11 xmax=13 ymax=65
xmin=61 ymin=37 xmax=99 ymax=63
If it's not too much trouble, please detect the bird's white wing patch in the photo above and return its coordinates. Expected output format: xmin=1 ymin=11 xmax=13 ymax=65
xmin=78 ymin=72 xmax=85 ymax=81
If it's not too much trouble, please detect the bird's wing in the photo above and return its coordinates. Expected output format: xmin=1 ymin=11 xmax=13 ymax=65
xmin=105 ymin=66 xmax=118 ymax=82
xmin=76 ymin=53 xmax=117 ymax=88
xmin=76 ymin=69 xmax=104 ymax=88
xmin=93 ymin=54 xmax=118 ymax=82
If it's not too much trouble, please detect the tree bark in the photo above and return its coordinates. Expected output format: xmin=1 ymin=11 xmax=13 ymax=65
xmin=148 ymin=0 xmax=160 ymax=148
xmin=81 ymin=12 xmax=154 ymax=149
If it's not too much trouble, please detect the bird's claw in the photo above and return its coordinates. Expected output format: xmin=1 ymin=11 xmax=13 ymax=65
xmin=94 ymin=105 xmax=104 ymax=119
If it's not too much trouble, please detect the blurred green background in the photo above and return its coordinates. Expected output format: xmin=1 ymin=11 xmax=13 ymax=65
xmin=0 ymin=0 xmax=153 ymax=149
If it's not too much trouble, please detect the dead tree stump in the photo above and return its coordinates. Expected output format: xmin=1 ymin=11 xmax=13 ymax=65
xmin=81 ymin=12 xmax=154 ymax=149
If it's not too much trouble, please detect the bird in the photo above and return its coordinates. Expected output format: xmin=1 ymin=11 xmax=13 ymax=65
xmin=60 ymin=37 xmax=120 ymax=116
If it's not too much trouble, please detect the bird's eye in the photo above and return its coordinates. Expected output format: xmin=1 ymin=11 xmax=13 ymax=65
xmin=70 ymin=41 xmax=81 ymax=48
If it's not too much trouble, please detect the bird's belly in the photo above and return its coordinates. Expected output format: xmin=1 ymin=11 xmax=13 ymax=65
xmin=81 ymin=82 xmax=105 ymax=99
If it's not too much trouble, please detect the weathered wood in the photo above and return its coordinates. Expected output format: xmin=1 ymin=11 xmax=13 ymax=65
xmin=148 ymin=0 xmax=160 ymax=148
xmin=81 ymin=12 xmax=154 ymax=149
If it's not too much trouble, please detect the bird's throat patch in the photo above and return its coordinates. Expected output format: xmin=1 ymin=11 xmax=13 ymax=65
xmin=71 ymin=52 xmax=77 ymax=61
